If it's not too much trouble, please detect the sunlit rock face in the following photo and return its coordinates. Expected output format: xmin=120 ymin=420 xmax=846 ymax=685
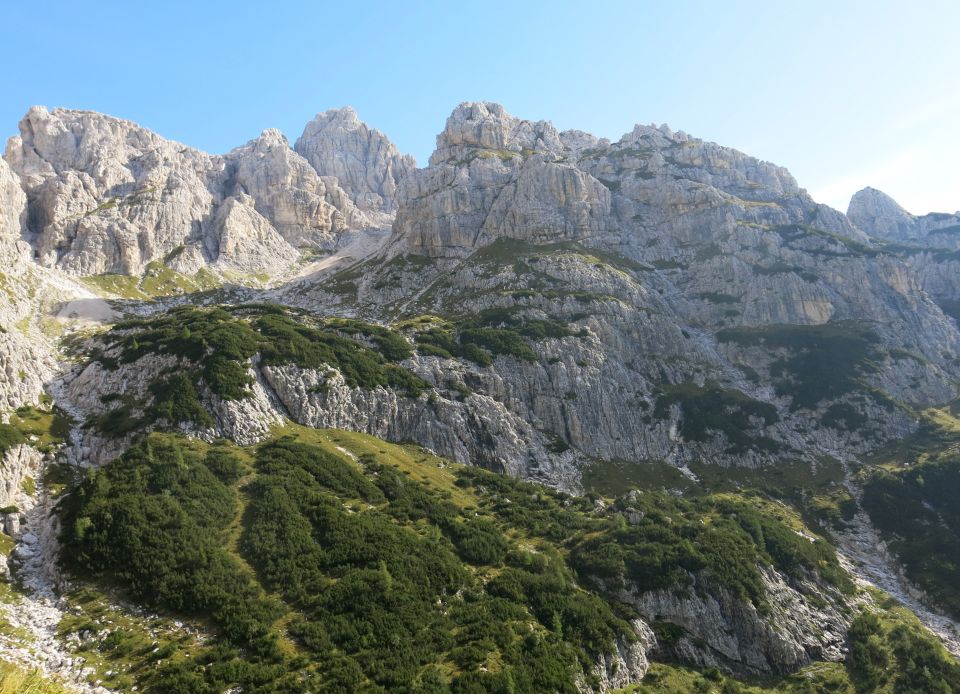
xmin=295 ymin=106 xmax=415 ymax=225
xmin=848 ymin=186 xmax=960 ymax=243
xmin=2 ymin=106 xmax=412 ymax=278
xmin=848 ymin=186 xmax=960 ymax=315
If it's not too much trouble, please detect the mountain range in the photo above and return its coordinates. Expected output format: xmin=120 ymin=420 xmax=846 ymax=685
xmin=0 ymin=101 xmax=958 ymax=693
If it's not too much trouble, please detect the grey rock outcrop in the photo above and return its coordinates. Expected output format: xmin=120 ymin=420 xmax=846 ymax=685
xmin=848 ymin=187 xmax=960 ymax=319
xmin=0 ymin=155 xmax=27 ymax=246
xmin=210 ymin=193 xmax=301 ymax=275
xmin=225 ymin=128 xmax=362 ymax=248
xmin=607 ymin=563 xmax=849 ymax=677
xmin=588 ymin=619 xmax=656 ymax=691
xmin=0 ymin=158 xmax=61 ymax=409
xmin=6 ymin=106 xmax=222 ymax=275
xmin=388 ymin=101 xmax=865 ymax=259
xmin=0 ymin=444 xmax=42 ymax=512
xmin=848 ymin=187 xmax=960 ymax=242
xmin=391 ymin=102 xmax=611 ymax=257
xmin=295 ymin=107 xmax=415 ymax=223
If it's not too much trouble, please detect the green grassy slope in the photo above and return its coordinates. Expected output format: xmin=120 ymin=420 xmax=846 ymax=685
xmin=50 ymin=424 xmax=960 ymax=693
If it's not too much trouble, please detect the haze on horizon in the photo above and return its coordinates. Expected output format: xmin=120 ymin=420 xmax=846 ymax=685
xmin=2 ymin=0 xmax=957 ymax=216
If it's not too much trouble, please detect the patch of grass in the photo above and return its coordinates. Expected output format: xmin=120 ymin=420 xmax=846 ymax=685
xmin=272 ymin=424 xmax=476 ymax=508
xmin=863 ymin=403 xmax=960 ymax=468
xmin=9 ymin=406 xmax=71 ymax=452
xmin=0 ymin=424 xmax=26 ymax=457
xmin=81 ymin=261 xmax=221 ymax=300
xmin=0 ymin=660 xmax=68 ymax=693
xmin=81 ymin=274 xmax=150 ymax=300
xmin=20 ymin=476 xmax=35 ymax=496
xmin=139 ymin=261 xmax=204 ymax=296
xmin=58 ymin=585 xmax=205 ymax=691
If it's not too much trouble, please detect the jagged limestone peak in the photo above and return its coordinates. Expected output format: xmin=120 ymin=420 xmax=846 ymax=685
xmin=847 ymin=186 xmax=920 ymax=240
xmin=294 ymin=106 xmax=414 ymax=216
xmin=429 ymin=101 xmax=564 ymax=165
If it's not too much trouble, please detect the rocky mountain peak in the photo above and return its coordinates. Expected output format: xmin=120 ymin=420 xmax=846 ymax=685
xmin=6 ymin=105 xmax=214 ymax=188
xmin=294 ymin=106 xmax=414 ymax=217
xmin=847 ymin=186 xmax=918 ymax=240
xmin=315 ymin=105 xmax=361 ymax=126
xmin=4 ymin=106 xmax=224 ymax=275
xmin=248 ymin=128 xmax=291 ymax=149
xmin=388 ymin=101 xmax=865 ymax=258
xmin=848 ymin=186 xmax=960 ymax=245
xmin=0 ymin=104 xmax=405 ymax=277
xmin=429 ymin=101 xmax=563 ymax=165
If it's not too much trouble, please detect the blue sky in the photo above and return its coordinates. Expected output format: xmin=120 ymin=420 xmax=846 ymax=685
xmin=2 ymin=0 xmax=957 ymax=214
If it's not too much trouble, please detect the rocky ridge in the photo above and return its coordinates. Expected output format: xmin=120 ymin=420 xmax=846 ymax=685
xmin=3 ymin=105 xmax=411 ymax=280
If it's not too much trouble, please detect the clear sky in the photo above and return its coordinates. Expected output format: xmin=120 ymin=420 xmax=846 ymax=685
xmin=2 ymin=0 xmax=957 ymax=215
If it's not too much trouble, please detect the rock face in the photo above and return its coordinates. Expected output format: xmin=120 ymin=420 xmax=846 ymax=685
xmin=295 ymin=107 xmax=415 ymax=224
xmin=848 ymin=187 xmax=960 ymax=242
xmin=210 ymin=193 xmax=301 ymax=275
xmin=0 ymin=158 xmax=61 ymax=409
xmin=621 ymin=567 xmax=849 ymax=675
xmin=389 ymin=102 xmax=863 ymax=258
xmin=0 ymin=444 xmax=42 ymax=514
xmin=848 ymin=187 xmax=960 ymax=321
xmin=3 ymin=106 xmax=412 ymax=278
xmin=589 ymin=619 xmax=656 ymax=691
xmin=391 ymin=102 xmax=612 ymax=257
xmin=6 ymin=106 xmax=222 ymax=275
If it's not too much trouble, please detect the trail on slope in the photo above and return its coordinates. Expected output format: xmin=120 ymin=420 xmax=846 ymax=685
xmin=0 ymin=486 xmax=110 ymax=693
xmin=290 ymin=228 xmax=389 ymax=281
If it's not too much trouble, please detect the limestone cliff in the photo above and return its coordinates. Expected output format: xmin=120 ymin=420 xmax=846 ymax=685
xmin=848 ymin=186 xmax=960 ymax=322
xmin=295 ymin=106 xmax=415 ymax=224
